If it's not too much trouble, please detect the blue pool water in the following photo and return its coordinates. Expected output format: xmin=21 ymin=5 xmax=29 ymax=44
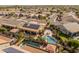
xmin=43 ymin=36 xmax=57 ymax=44
xmin=47 ymin=36 xmax=57 ymax=43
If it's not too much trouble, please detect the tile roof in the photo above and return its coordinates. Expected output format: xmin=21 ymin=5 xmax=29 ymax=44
xmin=63 ymin=22 xmax=79 ymax=33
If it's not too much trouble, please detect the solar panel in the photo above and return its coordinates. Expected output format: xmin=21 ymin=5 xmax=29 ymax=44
xmin=23 ymin=23 xmax=40 ymax=29
xmin=3 ymin=47 xmax=24 ymax=53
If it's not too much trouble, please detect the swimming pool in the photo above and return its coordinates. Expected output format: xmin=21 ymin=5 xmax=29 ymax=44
xmin=43 ymin=36 xmax=57 ymax=44
xmin=23 ymin=40 xmax=41 ymax=48
xmin=47 ymin=36 xmax=57 ymax=42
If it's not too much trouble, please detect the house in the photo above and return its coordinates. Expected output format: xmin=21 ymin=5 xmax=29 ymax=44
xmin=0 ymin=18 xmax=46 ymax=35
xmin=56 ymin=22 xmax=79 ymax=37
xmin=53 ymin=13 xmax=79 ymax=25
xmin=53 ymin=13 xmax=79 ymax=37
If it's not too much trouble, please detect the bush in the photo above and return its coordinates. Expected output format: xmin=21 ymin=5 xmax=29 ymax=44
xmin=68 ymin=40 xmax=79 ymax=49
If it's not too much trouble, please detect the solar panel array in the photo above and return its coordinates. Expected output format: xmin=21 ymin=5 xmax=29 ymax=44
xmin=23 ymin=23 xmax=40 ymax=29
xmin=3 ymin=47 xmax=24 ymax=53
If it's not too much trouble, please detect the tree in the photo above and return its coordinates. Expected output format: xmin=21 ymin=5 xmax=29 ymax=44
xmin=16 ymin=32 xmax=25 ymax=45
xmin=68 ymin=40 xmax=79 ymax=48
xmin=75 ymin=11 xmax=79 ymax=18
xmin=67 ymin=40 xmax=79 ymax=52
xmin=38 ymin=15 xmax=47 ymax=20
xmin=0 ymin=27 xmax=8 ymax=34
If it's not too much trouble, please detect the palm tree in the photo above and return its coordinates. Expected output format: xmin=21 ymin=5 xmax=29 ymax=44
xmin=16 ymin=32 xmax=25 ymax=46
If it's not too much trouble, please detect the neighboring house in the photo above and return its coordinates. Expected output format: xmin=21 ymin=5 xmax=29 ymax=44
xmin=53 ymin=13 xmax=79 ymax=38
xmin=0 ymin=18 xmax=46 ymax=34
xmin=0 ymin=34 xmax=30 ymax=53
xmin=56 ymin=22 xmax=79 ymax=37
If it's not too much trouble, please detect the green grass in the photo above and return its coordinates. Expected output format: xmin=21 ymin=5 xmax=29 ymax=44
xmin=59 ymin=35 xmax=68 ymax=41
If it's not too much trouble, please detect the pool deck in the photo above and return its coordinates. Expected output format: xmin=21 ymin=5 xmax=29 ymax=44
xmin=23 ymin=45 xmax=47 ymax=53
